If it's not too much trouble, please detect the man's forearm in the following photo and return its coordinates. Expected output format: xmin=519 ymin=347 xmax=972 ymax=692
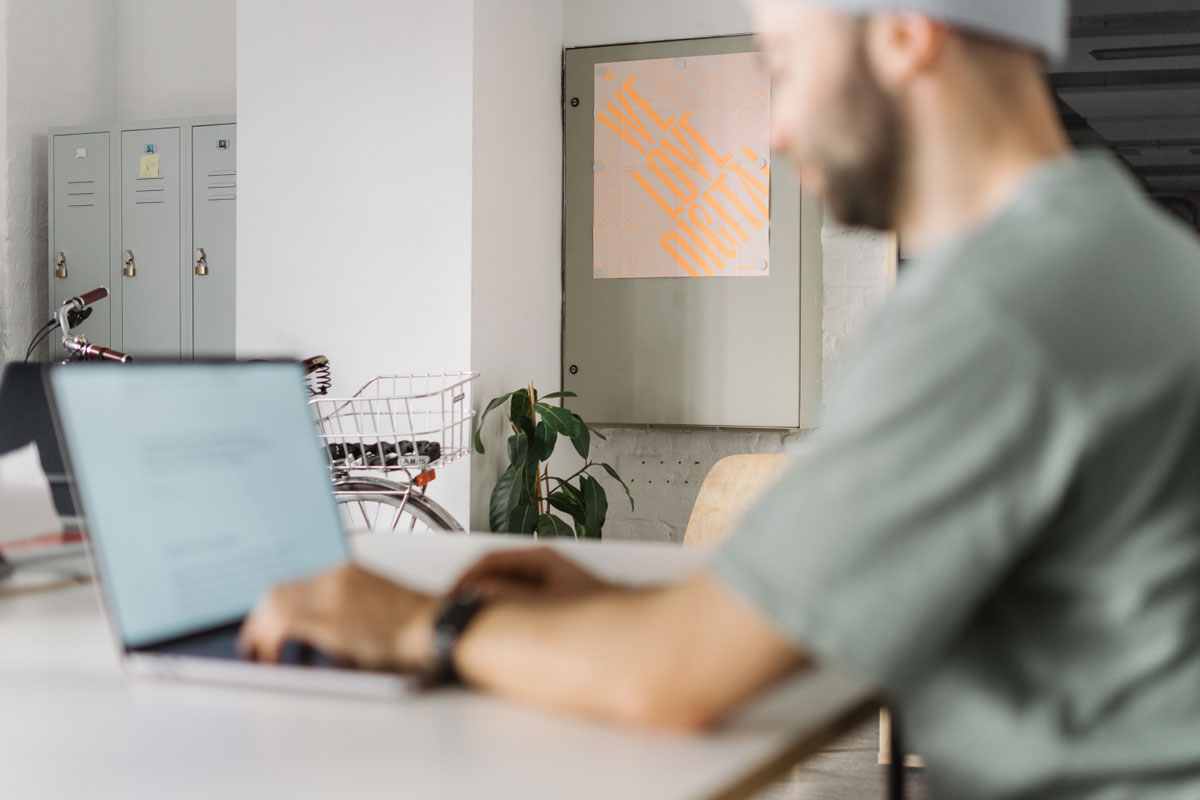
xmin=452 ymin=573 xmax=809 ymax=730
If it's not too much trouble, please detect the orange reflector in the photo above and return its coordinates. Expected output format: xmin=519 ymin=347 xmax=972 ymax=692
xmin=414 ymin=469 xmax=436 ymax=488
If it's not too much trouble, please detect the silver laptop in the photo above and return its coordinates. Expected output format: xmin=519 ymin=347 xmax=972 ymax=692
xmin=47 ymin=361 xmax=414 ymax=698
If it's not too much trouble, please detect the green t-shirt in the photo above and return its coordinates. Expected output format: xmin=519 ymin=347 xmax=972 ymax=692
xmin=712 ymin=152 xmax=1200 ymax=800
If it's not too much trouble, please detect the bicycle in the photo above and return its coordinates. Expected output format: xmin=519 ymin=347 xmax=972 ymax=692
xmin=308 ymin=370 xmax=478 ymax=534
xmin=23 ymin=296 xmax=470 ymax=534
xmin=25 ymin=287 xmax=131 ymax=364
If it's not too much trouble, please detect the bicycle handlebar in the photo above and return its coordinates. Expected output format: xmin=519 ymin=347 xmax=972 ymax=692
xmin=73 ymin=287 xmax=109 ymax=308
xmin=75 ymin=343 xmax=132 ymax=363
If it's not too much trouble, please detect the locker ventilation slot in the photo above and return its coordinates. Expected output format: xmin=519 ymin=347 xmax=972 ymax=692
xmin=208 ymin=169 xmax=237 ymax=202
xmin=65 ymin=180 xmax=97 ymax=206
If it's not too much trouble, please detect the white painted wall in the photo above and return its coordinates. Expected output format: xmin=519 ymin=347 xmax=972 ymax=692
xmin=469 ymin=0 xmax=565 ymax=531
xmin=114 ymin=0 xmax=236 ymax=121
xmin=237 ymin=0 xmax=476 ymax=523
xmin=0 ymin=0 xmax=116 ymax=364
xmin=563 ymin=0 xmax=751 ymax=47
xmin=560 ymin=0 xmax=892 ymax=542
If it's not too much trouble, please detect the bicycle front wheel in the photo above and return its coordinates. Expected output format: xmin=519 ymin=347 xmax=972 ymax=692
xmin=333 ymin=477 xmax=463 ymax=534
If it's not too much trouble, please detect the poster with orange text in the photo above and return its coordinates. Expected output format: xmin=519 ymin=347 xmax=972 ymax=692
xmin=593 ymin=53 xmax=771 ymax=280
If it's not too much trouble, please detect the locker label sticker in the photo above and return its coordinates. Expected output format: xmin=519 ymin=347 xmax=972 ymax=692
xmin=75 ymin=147 xmax=87 ymax=159
xmin=139 ymin=153 xmax=160 ymax=179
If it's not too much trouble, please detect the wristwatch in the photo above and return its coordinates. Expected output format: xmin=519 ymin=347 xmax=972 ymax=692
xmin=429 ymin=592 xmax=489 ymax=687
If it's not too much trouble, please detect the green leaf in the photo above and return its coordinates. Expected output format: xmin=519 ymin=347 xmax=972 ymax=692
xmin=536 ymin=514 xmax=575 ymax=538
xmin=548 ymin=487 xmax=585 ymax=524
xmin=507 ymin=503 xmax=538 ymax=534
xmin=588 ymin=425 xmax=607 ymax=441
xmin=489 ymin=462 xmax=525 ymax=531
xmin=597 ymin=462 xmax=634 ymax=511
xmin=538 ymin=391 xmax=578 ymax=401
xmin=534 ymin=404 xmax=584 ymax=438
xmin=571 ymin=414 xmax=590 ymax=460
xmin=521 ymin=460 xmax=540 ymax=501
xmin=507 ymin=432 xmax=529 ymax=466
xmin=532 ymin=422 xmax=557 ymax=462
xmin=474 ymin=392 xmax=513 ymax=454
xmin=580 ymin=474 xmax=608 ymax=539
xmin=511 ymin=389 xmax=535 ymax=437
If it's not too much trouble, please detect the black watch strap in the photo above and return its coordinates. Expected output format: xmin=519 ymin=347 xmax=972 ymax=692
xmin=429 ymin=593 xmax=488 ymax=687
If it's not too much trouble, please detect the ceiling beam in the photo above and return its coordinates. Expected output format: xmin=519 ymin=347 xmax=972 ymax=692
xmin=1134 ymin=165 xmax=1200 ymax=177
xmin=1100 ymin=138 xmax=1200 ymax=150
xmin=1071 ymin=11 xmax=1200 ymax=39
xmin=1055 ymin=97 xmax=1112 ymax=147
xmin=1051 ymin=70 xmax=1200 ymax=90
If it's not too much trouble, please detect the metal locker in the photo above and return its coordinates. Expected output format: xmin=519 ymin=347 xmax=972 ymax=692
xmin=50 ymin=132 xmax=111 ymax=348
xmin=121 ymin=128 xmax=182 ymax=358
xmin=191 ymin=123 xmax=236 ymax=357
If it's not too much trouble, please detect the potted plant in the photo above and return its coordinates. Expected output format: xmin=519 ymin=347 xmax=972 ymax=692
xmin=474 ymin=383 xmax=633 ymax=538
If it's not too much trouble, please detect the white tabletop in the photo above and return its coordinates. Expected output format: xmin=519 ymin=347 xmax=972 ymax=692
xmin=0 ymin=533 xmax=877 ymax=800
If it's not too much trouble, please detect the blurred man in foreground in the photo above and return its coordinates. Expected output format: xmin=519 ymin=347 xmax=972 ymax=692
xmin=242 ymin=2 xmax=1200 ymax=796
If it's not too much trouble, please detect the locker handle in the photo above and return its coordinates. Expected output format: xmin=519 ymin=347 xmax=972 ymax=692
xmin=194 ymin=248 xmax=208 ymax=276
xmin=55 ymin=251 xmax=68 ymax=279
xmin=123 ymin=250 xmax=136 ymax=278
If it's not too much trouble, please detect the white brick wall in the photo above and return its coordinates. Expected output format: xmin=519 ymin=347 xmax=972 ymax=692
xmin=587 ymin=219 xmax=891 ymax=543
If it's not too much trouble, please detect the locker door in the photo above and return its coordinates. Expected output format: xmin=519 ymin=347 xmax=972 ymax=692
xmin=192 ymin=124 xmax=236 ymax=357
xmin=51 ymin=133 xmax=111 ymax=348
xmin=121 ymin=128 xmax=181 ymax=358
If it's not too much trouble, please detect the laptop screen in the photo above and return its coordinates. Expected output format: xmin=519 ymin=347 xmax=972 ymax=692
xmin=50 ymin=362 xmax=349 ymax=649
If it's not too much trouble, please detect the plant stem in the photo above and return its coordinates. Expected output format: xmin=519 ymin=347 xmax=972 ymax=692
xmin=547 ymin=462 xmax=594 ymax=494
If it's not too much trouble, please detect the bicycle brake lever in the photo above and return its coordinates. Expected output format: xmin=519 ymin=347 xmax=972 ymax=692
xmin=65 ymin=306 xmax=94 ymax=329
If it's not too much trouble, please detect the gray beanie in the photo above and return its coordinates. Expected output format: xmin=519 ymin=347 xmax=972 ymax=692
xmin=749 ymin=0 xmax=1070 ymax=63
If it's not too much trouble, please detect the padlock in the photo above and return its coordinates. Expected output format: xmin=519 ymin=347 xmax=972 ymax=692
xmin=55 ymin=251 xmax=68 ymax=279
xmin=194 ymin=248 xmax=208 ymax=276
xmin=123 ymin=250 xmax=136 ymax=278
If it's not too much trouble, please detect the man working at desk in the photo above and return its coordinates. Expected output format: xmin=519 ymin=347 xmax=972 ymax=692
xmin=242 ymin=1 xmax=1200 ymax=796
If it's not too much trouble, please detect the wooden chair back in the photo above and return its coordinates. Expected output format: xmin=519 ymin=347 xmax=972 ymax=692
xmin=683 ymin=454 xmax=796 ymax=547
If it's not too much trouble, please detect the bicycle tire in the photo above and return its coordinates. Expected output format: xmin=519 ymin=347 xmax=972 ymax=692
xmin=333 ymin=476 xmax=463 ymax=533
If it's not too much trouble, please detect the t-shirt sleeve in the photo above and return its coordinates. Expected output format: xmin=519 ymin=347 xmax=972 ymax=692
xmin=710 ymin=280 xmax=1088 ymax=693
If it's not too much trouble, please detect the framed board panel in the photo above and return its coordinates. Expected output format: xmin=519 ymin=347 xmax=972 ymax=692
xmin=563 ymin=35 xmax=823 ymax=429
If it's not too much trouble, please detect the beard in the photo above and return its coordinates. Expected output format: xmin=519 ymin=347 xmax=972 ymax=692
xmin=815 ymin=29 xmax=905 ymax=231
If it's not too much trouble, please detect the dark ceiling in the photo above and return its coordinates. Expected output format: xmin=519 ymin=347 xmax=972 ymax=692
xmin=1054 ymin=0 xmax=1200 ymax=198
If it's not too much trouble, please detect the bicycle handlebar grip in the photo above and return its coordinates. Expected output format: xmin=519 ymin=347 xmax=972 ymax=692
xmin=81 ymin=344 xmax=132 ymax=363
xmin=75 ymin=287 xmax=109 ymax=307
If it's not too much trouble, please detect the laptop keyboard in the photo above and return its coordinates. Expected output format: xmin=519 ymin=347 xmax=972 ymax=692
xmin=142 ymin=623 xmax=340 ymax=668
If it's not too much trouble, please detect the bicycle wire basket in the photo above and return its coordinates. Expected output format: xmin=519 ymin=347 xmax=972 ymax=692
xmin=309 ymin=372 xmax=478 ymax=475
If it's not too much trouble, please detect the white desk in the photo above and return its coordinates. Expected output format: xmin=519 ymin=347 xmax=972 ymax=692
xmin=0 ymin=534 xmax=877 ymax=800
